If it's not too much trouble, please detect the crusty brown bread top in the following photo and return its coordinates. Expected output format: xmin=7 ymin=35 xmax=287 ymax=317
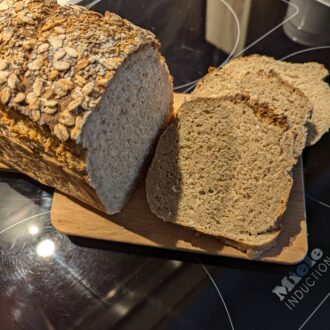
xmin=192 ymin=69 xmax=312 ymax=158
xmin=0 ymin=0 xmax=157 ymax=142
xmin=0 ymin=1 xmax=58 ymax=102
xmin=194 ymin=54 xmax=330 ymax=145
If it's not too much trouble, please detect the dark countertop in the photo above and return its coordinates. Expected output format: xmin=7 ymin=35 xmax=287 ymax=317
xmin=0 ymin=1 xmax=330 ymax=329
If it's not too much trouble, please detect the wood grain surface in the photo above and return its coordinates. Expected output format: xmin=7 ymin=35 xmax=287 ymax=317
xmin=0 ymin=158 xmax=307 ymax=264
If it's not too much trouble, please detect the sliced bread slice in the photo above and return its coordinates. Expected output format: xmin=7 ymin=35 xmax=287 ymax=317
xmin=192 ymin=69 xmax=312 ymax=158
xmin=195 ymin=55 xmax=329 ymax=145
xmin=146 ymin=97 xmax=296 ymax=255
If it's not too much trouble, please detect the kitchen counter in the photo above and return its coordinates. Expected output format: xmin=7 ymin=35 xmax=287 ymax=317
xmin=0 ymin=1 xmax=329 ymax=329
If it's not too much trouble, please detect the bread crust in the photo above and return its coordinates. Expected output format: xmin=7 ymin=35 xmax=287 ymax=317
xmin=0 ymin=105 xmax=105 ymax=210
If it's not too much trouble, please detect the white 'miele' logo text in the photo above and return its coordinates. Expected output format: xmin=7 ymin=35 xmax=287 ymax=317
xmin=272 ymin=248 xmax=330 ymax=310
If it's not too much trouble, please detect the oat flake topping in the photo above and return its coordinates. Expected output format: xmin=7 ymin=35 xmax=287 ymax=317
xmin=0 ymin=0 xmax=157 ymax=141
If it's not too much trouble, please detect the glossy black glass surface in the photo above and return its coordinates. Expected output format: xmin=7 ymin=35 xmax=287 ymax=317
xmin=1 ymin=1 xmax=330 ymax=329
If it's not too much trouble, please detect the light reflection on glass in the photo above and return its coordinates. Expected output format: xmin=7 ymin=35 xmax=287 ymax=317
xmin=36 ymin=239 xmax=55 ymax=258
xmin=29 ymin=225 xmax=40 ymax=235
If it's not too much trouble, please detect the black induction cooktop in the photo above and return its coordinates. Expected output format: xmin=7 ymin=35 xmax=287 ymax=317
xmin=1 ymin=1 xmax=330 ymax=329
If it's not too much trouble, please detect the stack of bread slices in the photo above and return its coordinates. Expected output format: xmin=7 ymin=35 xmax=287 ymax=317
xmin=146 ymin=55 xmax=330 ymax=256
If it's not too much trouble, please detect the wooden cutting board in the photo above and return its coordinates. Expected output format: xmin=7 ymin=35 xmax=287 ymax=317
xmin=51 ymin=161 xmax=307 ymax=264
xmin=0 ymin=93 xmax=308 ymax=264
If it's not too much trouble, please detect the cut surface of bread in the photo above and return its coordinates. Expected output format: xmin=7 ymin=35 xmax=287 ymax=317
xmin=146 ymin=97 xmax=295 ymax=251
xmin=192 ymin=69 xmax=312 ymax=158
xmin=82 ymin=47 xmax=173 ymax=213
xmin=196 ymin=55 xmax=329 ymax=145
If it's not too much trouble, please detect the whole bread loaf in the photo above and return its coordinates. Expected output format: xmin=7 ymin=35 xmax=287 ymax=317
xmin=0 ymin=0 xmax=173 ymax=213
